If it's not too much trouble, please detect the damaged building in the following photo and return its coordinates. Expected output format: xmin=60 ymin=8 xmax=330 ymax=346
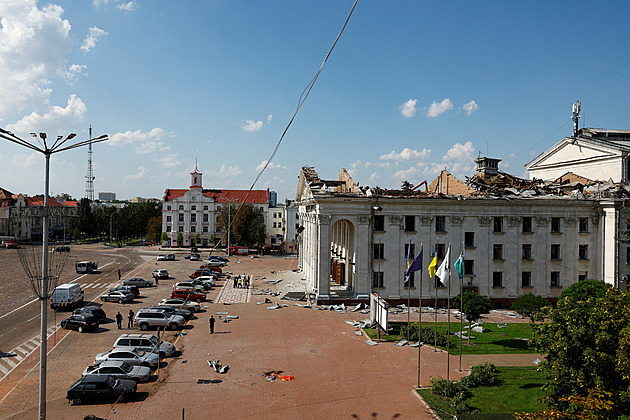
xmin=296 ymin=136 xmax=630 ymax=308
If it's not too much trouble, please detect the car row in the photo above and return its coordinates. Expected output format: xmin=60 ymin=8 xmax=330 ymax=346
xmin=156 ymin=254 xmax=175 ymax=261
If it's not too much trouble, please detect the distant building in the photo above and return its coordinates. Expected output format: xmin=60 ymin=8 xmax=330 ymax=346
xmin=99 ymin=192 xmax=116 ymax=201
xmin=131 ymin=197 xmax=146 ymax=204
xmin=161 ymin=166 xmax=270 ymax=247
xmin=268 ymin=190 xmax=278 ymax=207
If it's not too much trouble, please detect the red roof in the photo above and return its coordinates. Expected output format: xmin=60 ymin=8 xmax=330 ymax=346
xmin=63 ymin=200 xmax=78 ymax=207
xmin=24 ymin=197 xmax=63 ymax=206
xmin=163 ymin=188 xmax=268 ymax=204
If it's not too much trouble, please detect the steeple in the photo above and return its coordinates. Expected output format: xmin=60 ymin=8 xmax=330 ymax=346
xmin=190 ymin=160 xmax=202 ymax=188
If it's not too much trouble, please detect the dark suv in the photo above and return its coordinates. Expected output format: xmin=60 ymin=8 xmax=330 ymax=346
xmin=73 ymin=305 xmax=106 ymax=320
xmin=61 ymin=314 xmax=99 ymax=333
xmin=66 ymin=374 xmax=136 ymax=405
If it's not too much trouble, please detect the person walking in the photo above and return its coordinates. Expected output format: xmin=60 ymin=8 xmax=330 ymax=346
xmin=238 ymin=276 xmax=243 ymax=288
xmin=115 ymin=311 xmax=123 ymax=329
xmin=127 ymin=309 xmax=134 ymax=328
xmin=155 ymin=275 xmax=159 ymax=286
xmin=209 ymin=315 xmax=215 ymax=334
xmin=118 ymin=269 xmax=121 ymax=281
xmin=233 ymin=276 xmax=237 ymax=288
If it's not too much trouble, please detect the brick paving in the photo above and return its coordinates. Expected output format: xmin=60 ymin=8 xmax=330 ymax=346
xmin=216 ymin=281 xmax=251 ymax=304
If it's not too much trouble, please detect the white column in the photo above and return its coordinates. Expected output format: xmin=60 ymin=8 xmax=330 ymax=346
xmin=317 ymin=214 xmax=331 ymax=299
xmin=601 ymin=202 xmax=618 ymax=286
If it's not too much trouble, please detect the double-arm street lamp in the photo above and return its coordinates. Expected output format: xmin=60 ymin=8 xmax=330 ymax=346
xmin=0 ymin=127 xmax=108 ymax=420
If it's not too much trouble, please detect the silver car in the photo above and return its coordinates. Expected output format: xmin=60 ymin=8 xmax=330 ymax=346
xmin=94 ymin=347 xmax=159 ymax=368
xmin=123 ymin=277 xmax=153 ymax=288
xmin=82 ymin=361 xmax=152 ymax=382
xmin=113 ymin=333 xmax=176 ymax=358
xmin=100 ymin=290 xmax=134 ymax=304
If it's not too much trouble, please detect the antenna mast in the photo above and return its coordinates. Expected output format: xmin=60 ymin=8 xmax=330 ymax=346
xmin=571 ymin=100 xmax=581 ymax=137
xmin=85 ymin=125 xmax=95 ymax=201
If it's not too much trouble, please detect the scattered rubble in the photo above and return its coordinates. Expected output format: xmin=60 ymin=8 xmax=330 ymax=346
xmin=207 ymin=360 xmax=229 ymax=374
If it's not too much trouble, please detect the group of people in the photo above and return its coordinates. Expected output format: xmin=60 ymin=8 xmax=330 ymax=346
xmin=115 ymin=309 xmax=134 ymax=329
xmin=232 ymin=274 xmax=250 ymax=289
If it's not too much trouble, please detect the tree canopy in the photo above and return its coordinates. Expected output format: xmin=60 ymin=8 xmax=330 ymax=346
xmin=452 ymin=290 xmax=491 ymax=323
xmin=511 ymin=293 xmax=549 ymax=322
xmin=531 ymin=288 xmax=630 ymax=417
xmin=218 ymin=203 xmax=266 ymax=247
xmin=559 ymin=279 xmax=610 ymax=303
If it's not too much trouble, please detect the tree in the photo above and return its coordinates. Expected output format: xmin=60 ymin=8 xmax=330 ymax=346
xmin=530 ymin=288 xmax=630 ymax=417
xmin=452 ymin=290 xmax=491 ymax=344
xmin=56 ymin=193 xmax=74 ymax=202
xmin=176 ymin=232 xmax=183 ymax=247
xmin=160 ymin=232 xmax=168 ymax=244
xmin=194 ymin=233 xmax=201 ymax=246
xmin=559 ymin=279 xmax=610 ymax=303
xmin=218 ymin=203 xmax=266 ymax=247
xmin=401 ymin=180 xmax=413 ymax=192
xmin=511 ymin=293 xmax=549 ymax=322
xmin=145 ymin=216 xmax=162 ymax=243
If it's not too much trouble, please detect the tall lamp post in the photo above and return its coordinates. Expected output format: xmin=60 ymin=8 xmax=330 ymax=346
xmin=224 ymin=197 xmax=240 ymax=256
xmin=0 ymin=128 xmax=108 ymax=420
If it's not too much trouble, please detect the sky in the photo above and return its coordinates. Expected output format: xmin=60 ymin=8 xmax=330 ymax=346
xmin=1 ymin=1 xmax=630 ymax=202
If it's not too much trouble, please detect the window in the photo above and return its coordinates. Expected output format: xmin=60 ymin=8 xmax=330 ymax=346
xmin=493 ymin=217 xmax=503 ymax=233
xmin=273 ymin=213 xmax=277 ymax=218
xmin=578 ymin=273 xmax=587 ymax=281
xmin=179 ymin=205 xmax=184 ymax=210
xmin=522 ymin=272 xmax=532 ymax=288
xmin=436 ymin=244 xmax=446 ymax=259
xmin=551 ymin=217 xmax=561 ymax=233
xmin=464 ymin=232 xmax=475 ymax=248
xmin=404 ymin=215 xmax=415 ymax=232
xmin=167 ymin=205 xmax=171 ymax=210
xmin=373 ymin=215 xmax=385 ymax=231
xmin=203 ymin=214 xmax=208 ymax=222
xmin=166 ymin=226 xmax=171 ymax=232
xmin=191 ymin=214 xmax=196 ymax=222
xmin=372 ymin=272 xmax=384 ymax=288
xmin=464 ymin=260 xmax=474 ymax=275
xmin=373 ymin=243 xmax=385 ymax=260
xmin=551 ymin=272 xmax=561 ymax=287
xmin=435 ymin=216 xmax=446 ymax=232
xmin=522 ymin=244 xmax=532 ymax=260
xmin=278 ymin=222 xmax=282 ymax=228
xmin=273 ymin=222 xmax=277 ymax=228
xmin=551 ymin=244 xmax=561 ymax=260
xmin=579 ymin=245 xmax=588 ymax=260
xmin=178 ymin=226 xmax=183 ymax=232
xmin=166 ymin=216 xmax=171 ymax=222
xmin=179 ymin=214 xmax=184 ymax=222
xmin=579 ymin=218 xmax=589 ymax=233
xmin=522 ymin=217 xmax=532 ymax=233
xmin=493 ymin=244 xmax=503 ymax=260
xmin=202 ymin=226 xmax=208 ymax=233
xmin=493 ymin=272 xmax=503 ymax=288
xmin=203 ymin=206 xmax=208 ymax=211
xmin=191 ymin=226 xmax=196 ymax=233
xmin=295 ymin=223 xmax=299 ymax=229
xmin=191 ymin=205 xmax=196 ymax=210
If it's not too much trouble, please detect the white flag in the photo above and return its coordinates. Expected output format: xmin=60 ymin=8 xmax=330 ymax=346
xmin=435 ymin=244 xmax=451 ymax=286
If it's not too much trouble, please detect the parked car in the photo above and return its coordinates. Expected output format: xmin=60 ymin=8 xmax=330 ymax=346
xmin=190 ymin=268 xmax=221 ymax=279
xmin=173 ymin=281 xmax=205 ymax=293
xmin=133 ymin=308 xmax=186 ymax=331
xmin=150 ymin=305 xmax=193 ymax=321
xmin=67 ymin=374 xmax=137 ymax=405
xmin=157 ymin=254 xmax=166 ymax=261
xmin=100 ymin=290 xmax=134 ymax=304
xmin=73 ymin=305 xmax=106 ymax=320
xmin=171 ymin=289 xmax=207 ymax=303
xmin=82 ymin=361 xmax=152 ymax=382
xmin=123 ymin=277 xmax=153 ymax=288
xmin=113 ymin=333 xmax=176 ymax=358
xmin=152 ymin=269 xmax=169 ymax=279
xmin=60 ymin=314 xmax=99 ymax=333
xmin=166 ymin=254 xmax=176 ymax=261
xmin=196 ymin=275 xmax=216 ymax=287
xmin=53 ymin=245 xmax=70 ymax=252
xmin=159 ymin=298 xmax=201 ymax=313
xmin=189 ymin=253 xmax=200 ymax=261
xmin=94 ymin=347 xmax=160 ymax=368
xmin=111 ymin=285 xmax=140 ymax=296
xmin=208 ymin=255 xmax=229 ymax=263
xmin=204 ymin=259 xmax=226 ymax=267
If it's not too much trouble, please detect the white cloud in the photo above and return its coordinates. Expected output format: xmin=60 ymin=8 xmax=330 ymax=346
xmin=156 ymin=153 xmax=182 ymax=168
xmin=241 ymin=119 xmax=264 ymax=132
xmin=80 ymin=26 xmax=108 ymax=53
xmin=0 ymin=1 xmax=73 ymax=118
xmin=6 ymin=94 xmax=87 ymax=136
xmin=116 ymin=1 xmax=137 ymax=11
xmin=255 ymin=160 xmax=286 ymax=172
xmin=399 ymin=99 xmax=418 ymax=118
xmin=440 ymin=141 xmax=476 ymax=178
xmin=379 ymin=147 xmax=432 ymax=161
xmin=263 ymin=176 xmax=284 ymax=189
xmin=109 ymin=128 xmax=167 ymax=146
xmin=211 ymin=164 xmax=242 ymax=178
xmin=11 ymin=151 xmax=40 ymax=168
xmin=267 ymin=114 xmax=273 ymax=122
xmin=392 ymin=166 xmax=420 ymax=180
xmin=369 ymin=172 xmax=379 ymax=182
xmin=507 ymin=153 xmax=515 ymax=159
xmin=426 ymin=98 xmax=453 ymax=118
xmin=60 ymin=64 xmax=87 ymax=85
xmin=135 ymin=141 xmax=170 ymax=154
xmin=462 ymin=100 xmax=479 ymax=116
xmin=122 ymin=166 xmax=147 ymax=182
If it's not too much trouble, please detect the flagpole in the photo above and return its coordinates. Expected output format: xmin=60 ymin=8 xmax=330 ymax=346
xmin=434 ymin=249 xmax=438 ymax=351
xmin=406 ymin=239 xmax=412 ymax=342
xmin=417 ymin=244 xmax=423 ymax=388
xmin=446 ymin=243 xmax=451 ymax=381
xmin=459 ymin=242 xmax=464 ymax=372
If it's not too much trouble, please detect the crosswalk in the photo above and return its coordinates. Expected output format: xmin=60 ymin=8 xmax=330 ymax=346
xmin=80 ymin=281 xmax=121 ymax=290
xmin=0 ymin=325 xmax=60 ymax=382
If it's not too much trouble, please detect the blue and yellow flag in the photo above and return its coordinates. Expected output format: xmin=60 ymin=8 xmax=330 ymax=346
xmin=428 ymin=254 xmax=438 ymax=277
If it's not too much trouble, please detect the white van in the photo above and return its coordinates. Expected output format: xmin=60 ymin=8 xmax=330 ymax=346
xmin=76 ymin=261 xmax=98 ymax=274
xmin=51 ymin=283 xmax=84 ymax=310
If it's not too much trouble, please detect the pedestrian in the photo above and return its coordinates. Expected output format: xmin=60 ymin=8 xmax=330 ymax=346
xmin=209 ymin=315 xmax=215 ymax=334
xmin=127 ymin=309 xmax=134 ymax=328
xmin=233 ymin=276 xmax=237 ymax=288
xmin=155 ymin=275 xmax=159 ymax=286
xmin=115 ymin=311 xmax=123 ymax=329
xmin=118 ymin=269 xmax=121 ymax=281
xmin=238 ymin=276 xmax=243 ymax=288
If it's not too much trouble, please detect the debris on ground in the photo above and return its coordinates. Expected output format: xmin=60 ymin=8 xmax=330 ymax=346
xmin=409 ymin=342 xmax=420 ymax=348
xmin=396 ymin=339 xmax=408 ymax=347
xmin=354 ymin=330 xmax=362 ymax=336
xmin=174 ymin=332 xmax=187 ymax=337
xmin=261 ymin=370 xmax=295 ymax=381
xmin=351 ymin=303 xmax=367 ymax=312
xmin=208 ymin=360 xmax=230 ymax=374
xmin=365 ymin=339 xmax=378 ymax=346
xmin=267 ymin=303 xmax=281 ymax=310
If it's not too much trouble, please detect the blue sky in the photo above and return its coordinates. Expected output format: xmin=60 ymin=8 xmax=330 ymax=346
xmin=1 ymin=1 xmax=630 ymax=202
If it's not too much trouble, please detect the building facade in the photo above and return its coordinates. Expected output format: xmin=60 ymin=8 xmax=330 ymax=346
xmin=161 ymin=167 xmax=269 ymax=247
xmin=295 ymin=159 xmax=630 ymax=306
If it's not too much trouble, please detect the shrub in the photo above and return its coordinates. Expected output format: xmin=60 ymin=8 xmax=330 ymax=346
xmin=461 ymin=362 xmax=497 ymax=388
xmin=403 ymin=324 xmax=456 ymax=348
xmin=430 ymin=377 xmax=467 ymax=398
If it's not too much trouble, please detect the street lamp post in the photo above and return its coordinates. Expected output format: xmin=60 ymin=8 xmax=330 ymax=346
xmin=0 ymin=128 xmax=108 ymax=420
xmin=224 ymin=198 xmax=240 ymax=257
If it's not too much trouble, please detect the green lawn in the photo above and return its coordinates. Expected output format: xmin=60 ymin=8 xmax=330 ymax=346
xmin=365 ymin=321 xmax=537 ymax=354
xmin=418 ymin=366 xmax=546 ymax=419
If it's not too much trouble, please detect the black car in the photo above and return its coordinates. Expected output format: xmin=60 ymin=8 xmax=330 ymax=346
xmin=73 ymin=306 xmax=107 ymax=320
xmin=60 ymin=314 xmax=99 ymax=333
xmin=53 ymin=245 xmax=70 ymax=252
xmin=110 ymin=285 xmax=140 ymax=296
xmin=149 ymin=305 xmax=194 ymax=320
xmin=66 ymin=374 xmax=137 ymax=405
